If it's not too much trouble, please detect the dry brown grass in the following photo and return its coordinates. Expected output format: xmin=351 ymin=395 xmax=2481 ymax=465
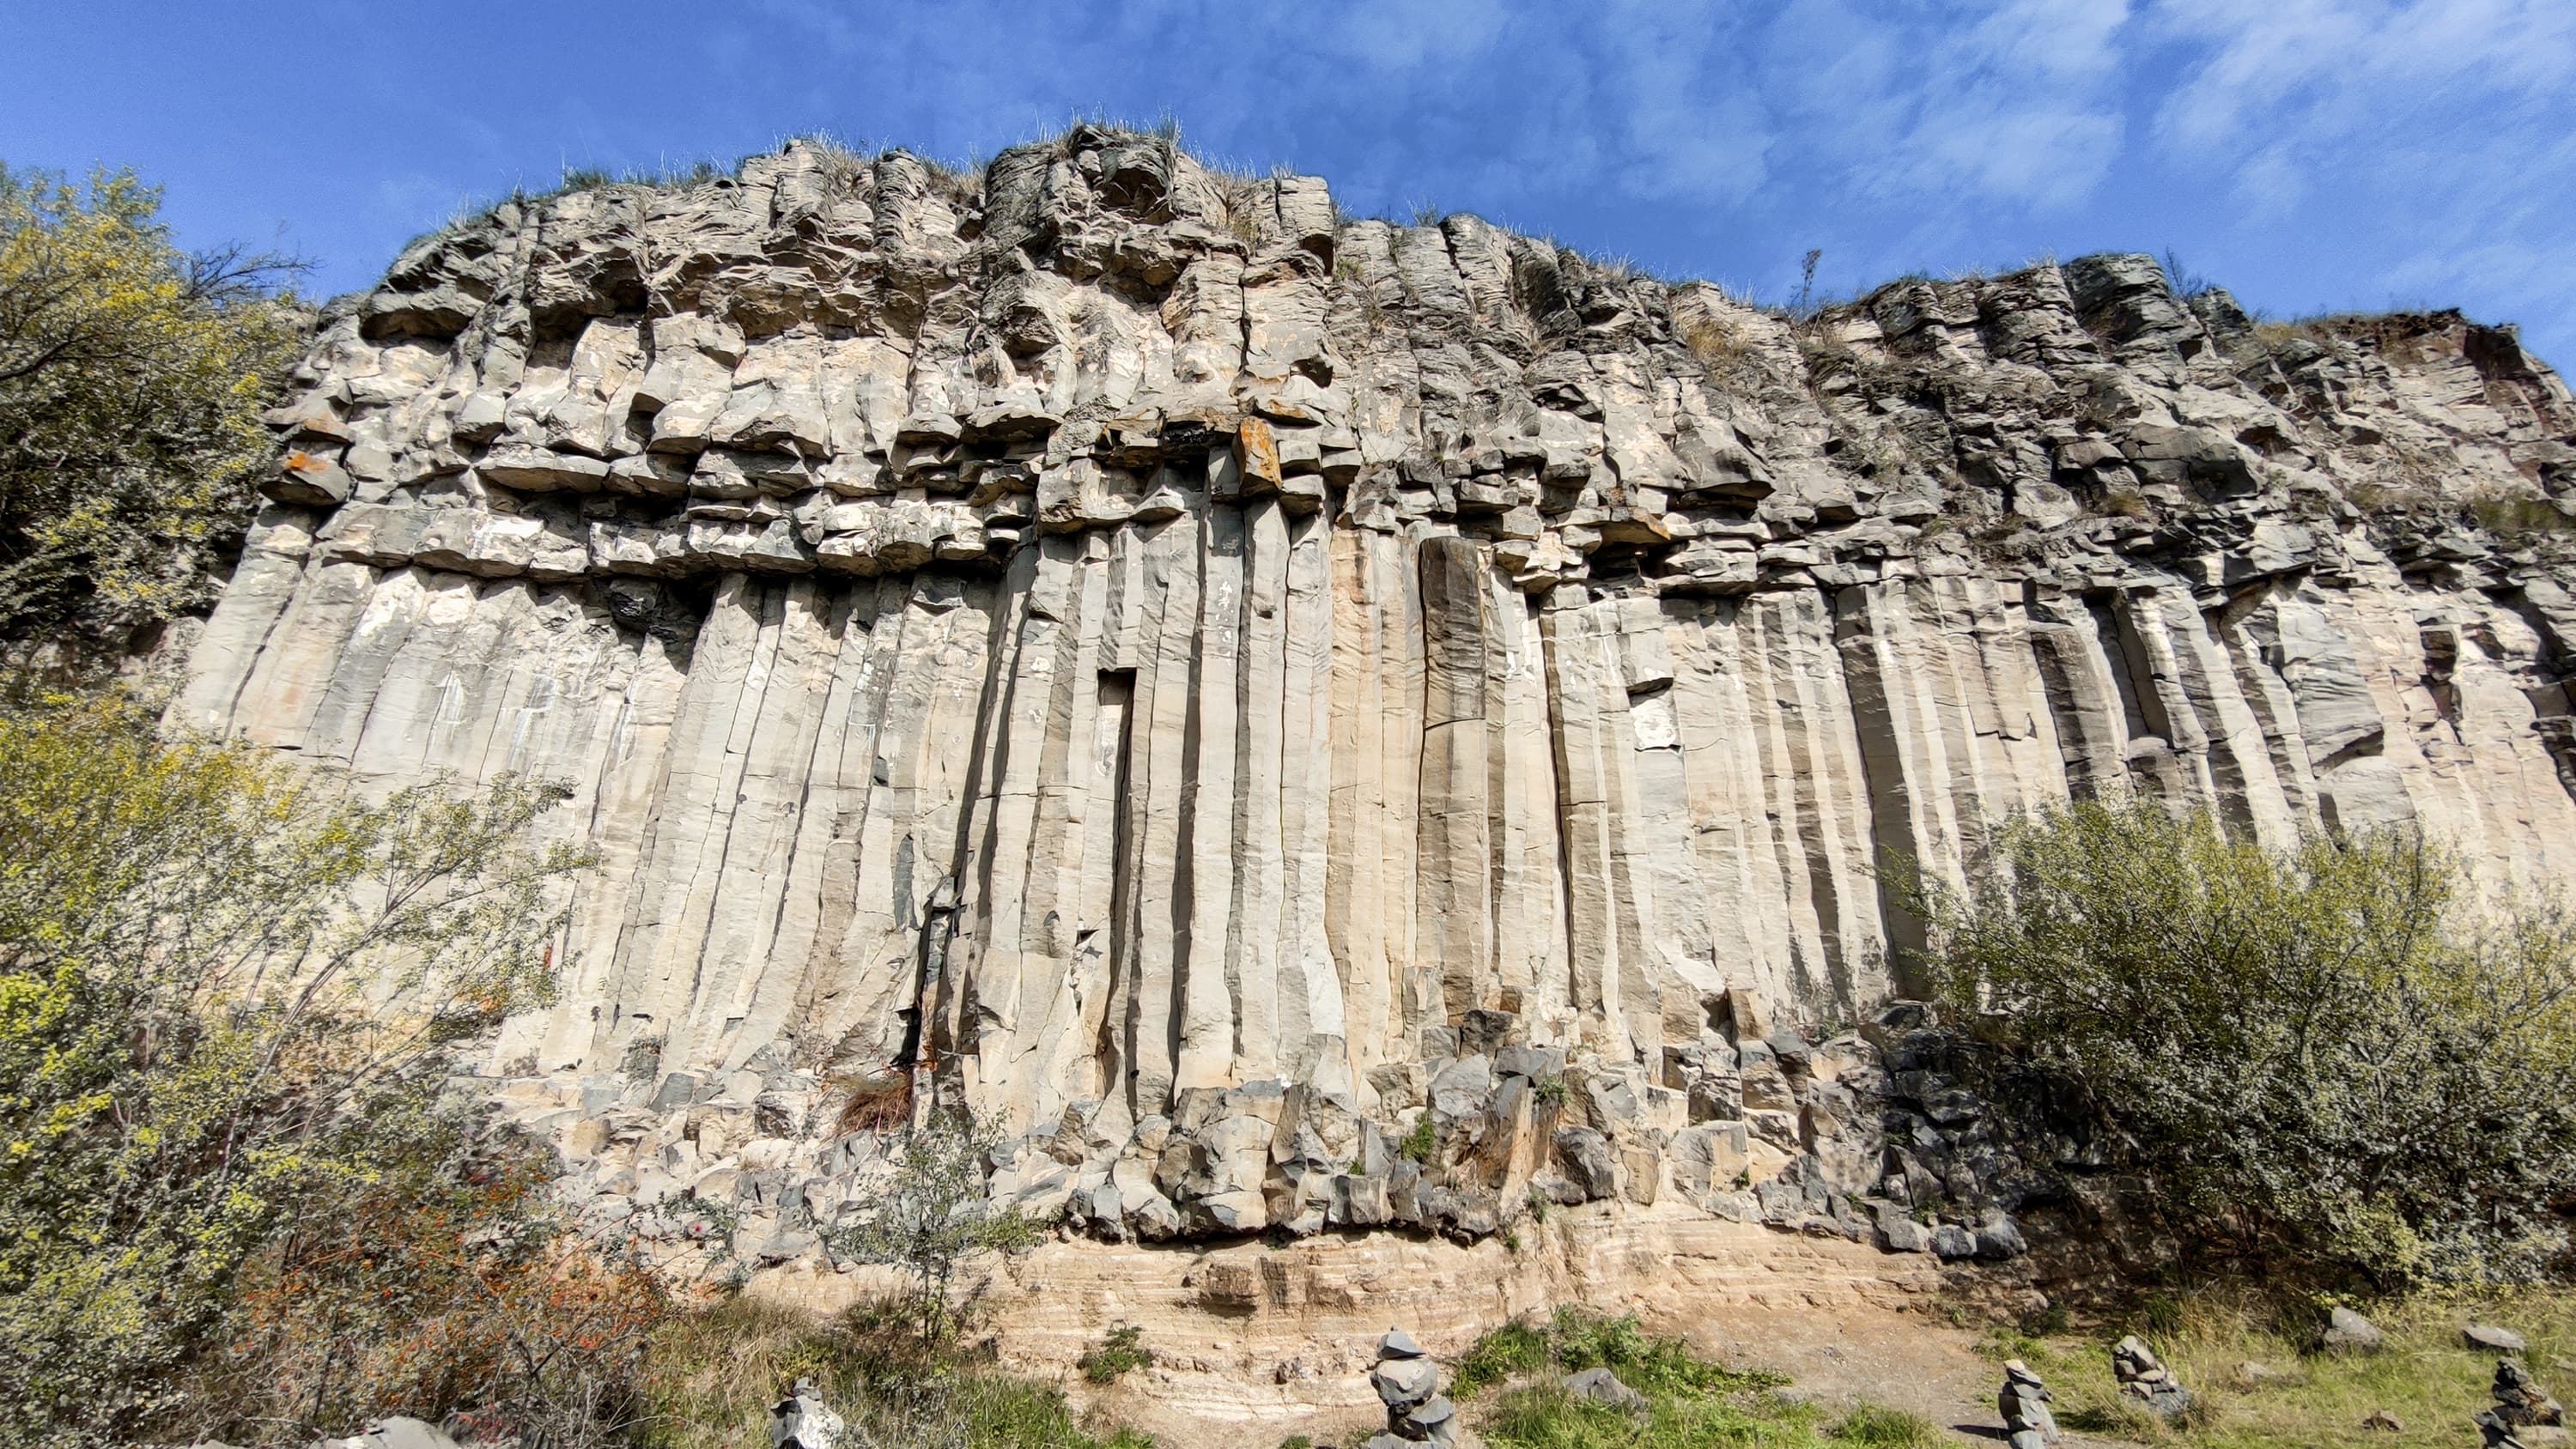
xmin=2099 ymin=485 xmax=2153 ymax=519
xmin=637 ymin=1295 xmax=1153 ymax=1449
xmin=829 ymin=1070 xmax=914 ymax=1136
xmin=1680 ymin=312 xmax=1753 ymax=378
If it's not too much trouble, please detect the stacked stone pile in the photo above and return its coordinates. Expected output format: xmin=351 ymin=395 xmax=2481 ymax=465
xmin=769 ymin=1379 xmax=846 ymax=1449
xmin=177 ymin=125 xmax=2576 ymax=1252
xmin=2111 ymin=1335 xmax=2190 ymax=1417
xmin=2482 ymin=1410 xmax=2533 ymax=1448
xmin=1997 ymin=1360 xmax=2061 ymax=1448
xmin=2494 ymin=1359 xmax=2567 ymax=1429
xmin=1365 ymin=1330 xmax=1461 ymax=1449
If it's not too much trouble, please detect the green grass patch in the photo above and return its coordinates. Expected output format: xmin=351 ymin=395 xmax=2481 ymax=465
xmin=1078 ymin=1325 xmax=1151 ymax=1385
xmin=1454 ymin=1308 xmax=1927 ymax=1449
xmin=1399 ymin=1112 xmax=1438 ymax=1164
xmin=1454 ymin=1319 xmax=1555 ymax=1396
xmin=1966 ymin=1283 xmax=2576 ymax=1449
xmin=1827 ymin=1403 xmax=1947 ymax=1446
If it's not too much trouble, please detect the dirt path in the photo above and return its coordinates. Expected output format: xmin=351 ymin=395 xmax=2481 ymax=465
xmin=1670 ymin=1300 xmax=2132 ymax=1448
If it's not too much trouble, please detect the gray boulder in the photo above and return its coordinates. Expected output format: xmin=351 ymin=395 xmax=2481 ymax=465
xmin=2472 ymin=1325 xmax=2534 ymax=1354
xmin=325 ymin=1422 xmax=460 ymax=1449
xmin=1563 ymin=1366 xmax=1649 ymax=1412
xmin=1974 ymin=1214 xmax=2029 ymax=1258
xmin=2322 ymin=1307 xmax=2385 ymax=1352
xmin=1878 ymin=1216 xmax=1935 ymax=1254
xmin=1552 ymin=1127 xmax=1619 ymax=1201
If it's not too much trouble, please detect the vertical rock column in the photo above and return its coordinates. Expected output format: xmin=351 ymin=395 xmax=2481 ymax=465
xmin=1415 ymin=536 xmax=1496 ymax=1021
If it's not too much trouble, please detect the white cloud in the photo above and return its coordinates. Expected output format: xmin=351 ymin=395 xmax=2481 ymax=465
xmin=2150 ymin=0 xmax=2576 ymax=159
xmin=2146 ymin=0 xmax=2576 ymax=339
xmin=1754 ymin=0 xmax=2137 ymax=210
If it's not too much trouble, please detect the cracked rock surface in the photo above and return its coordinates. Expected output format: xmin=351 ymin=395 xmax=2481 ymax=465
xmin=176 ymin=129 xmax=2576 ymax=1252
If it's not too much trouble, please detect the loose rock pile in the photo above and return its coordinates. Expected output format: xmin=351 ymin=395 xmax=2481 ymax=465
xmin=1365 ymin=1329 xmax=1461 ymax=1449
xmin=2111 ymin=1334 xmax=2190 ymax=1417
xmin=526 ymin=997 xmax=2075 ymax=1279
xmin=1996 ymin=1360 xmax=2062 ymax=1449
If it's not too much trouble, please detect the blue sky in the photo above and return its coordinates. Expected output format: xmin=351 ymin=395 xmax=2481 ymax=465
xmin=9 ymin=0 xmax=2574 ymax=366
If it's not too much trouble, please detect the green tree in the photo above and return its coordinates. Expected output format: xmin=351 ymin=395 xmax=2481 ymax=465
xmin=1908 ymin=798 xmax=2576 ymax=1287
xmin=0 ymin=165 xmax=301 ymax=650
xmin=824 ymin=1108 xmax=1040 ymax=1345
xmin=0 ymin=694 xmax=595 ymax=1445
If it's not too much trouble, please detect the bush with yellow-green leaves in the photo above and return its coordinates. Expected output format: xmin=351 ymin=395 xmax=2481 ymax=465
xmin=0 ymin=163 xmax=301 ymax=652
xmin=0 ymin=694 xmax=600 ymax=1446
xmin=1907 ymin=798 xmax=2576 ymax=1288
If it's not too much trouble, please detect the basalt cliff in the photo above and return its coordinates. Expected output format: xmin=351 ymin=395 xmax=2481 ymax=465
xmin=176 ymin=130 xmax=2576 ymax=1259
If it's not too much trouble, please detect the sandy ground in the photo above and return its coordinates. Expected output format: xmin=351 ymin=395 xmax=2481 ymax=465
xmin=747 ymin=1203 xmax=2137 ymax=1448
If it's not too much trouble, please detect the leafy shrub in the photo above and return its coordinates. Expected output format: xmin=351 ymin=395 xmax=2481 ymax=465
xmin=1398 ymin=1111 xmax=1437 ymax=1164
xmin=0 ymin=694 xmax=593 ymax=1445
xmin=0 ymin=166 xmax=301 ymax=651
xmin=823 ymin=1108 xmax=1040 ymax=1345
xmin=1908 ymin=798 xmax=2576 ymax=1287
xmin=1078 ymin=1325 xmax=1151 ymax=1384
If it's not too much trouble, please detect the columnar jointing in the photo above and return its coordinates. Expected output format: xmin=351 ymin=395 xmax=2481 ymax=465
xmin=179 ymin=129 xmax=2576 ymax=1240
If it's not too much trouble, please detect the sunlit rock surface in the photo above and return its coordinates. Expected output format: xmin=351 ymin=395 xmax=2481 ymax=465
xmin=181 ymin=130 xmax=2576 ymax=1249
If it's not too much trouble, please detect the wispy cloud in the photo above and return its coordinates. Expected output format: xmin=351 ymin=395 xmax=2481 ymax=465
xmin=2146 ymin=0 xmax=2576 ymax=326
xmin=18 ymin=0 xmax=2570 ymax=362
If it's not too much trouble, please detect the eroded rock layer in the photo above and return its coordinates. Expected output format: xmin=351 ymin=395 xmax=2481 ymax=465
xmin=180 ymin=130 xmax=2576 ymax=1247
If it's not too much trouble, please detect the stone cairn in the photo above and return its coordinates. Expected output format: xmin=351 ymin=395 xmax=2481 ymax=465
xmin=2494 ymin=1359 xmax=2567 ymax=1429
xmin=1996 ymin=1360 xmax=2061 ymax=1449
xmin=769 ymin=1378 xmax=845 ymax=1449
xmin=2478 ymin=1410 xmax=2530 ymax=1449
xmin=2111 ymin=1335 xmax=2191 ymax=1418
xmin=1366 ymin=1329 xmax=1461 ymax=1449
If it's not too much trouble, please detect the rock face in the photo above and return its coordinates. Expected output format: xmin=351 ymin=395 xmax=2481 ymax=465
xmin=176 ymin=129 xmax=2576 ymax=1247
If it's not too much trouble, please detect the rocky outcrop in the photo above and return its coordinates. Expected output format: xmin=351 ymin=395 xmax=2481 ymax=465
xmin=177 ymin=128 xmax=2576 ymax=1252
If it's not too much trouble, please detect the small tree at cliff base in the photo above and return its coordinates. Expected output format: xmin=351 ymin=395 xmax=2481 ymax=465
xmin=824 ymin=1107 xmax=1040 ymax=1345
xmin=1905 ymin=797 xmax=2576 ymax=1288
